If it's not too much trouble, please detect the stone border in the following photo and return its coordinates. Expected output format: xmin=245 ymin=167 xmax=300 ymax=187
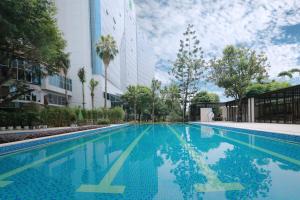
xmin=0 ymin=124 xmax=129 ymax=155
xmin=189 ymin=122 xmax=300 ymax=143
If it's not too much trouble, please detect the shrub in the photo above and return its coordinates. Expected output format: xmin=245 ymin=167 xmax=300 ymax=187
xmin=24 ymin=111 xmax=40 ymax=127
xmin=109 ymin=107 xmax=125 ymax=123
xmin=0 ymin=111 xmax=7 ymax=127
xmin=166 ymin=111 xmax=182 ymax=122
xmin=97 ymin=118 xmax=110 ymax=125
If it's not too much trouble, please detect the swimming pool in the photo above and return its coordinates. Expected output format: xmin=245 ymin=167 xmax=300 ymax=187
xmin=0 ymin=123 xmax=300 ymax=199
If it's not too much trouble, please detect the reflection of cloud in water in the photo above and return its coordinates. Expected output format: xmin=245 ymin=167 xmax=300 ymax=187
xmin=260 ymin=160 xmax=300 ymax=199
xmin=200 ymin=126 xmax=214 ymax=138
xmin=204 ymin=143 xmax=234 ymax=165
xmin=185 ymin=127 xmax=190 ymax=142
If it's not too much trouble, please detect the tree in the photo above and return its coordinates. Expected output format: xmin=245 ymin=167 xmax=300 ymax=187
xmin=191 ymin=91 xmax=221 ymax=116
xmin=122 ymin=85 xmax=152 ymax=122
xmin=191 ymin=91 xmax=220 ymax=104
xmin=209 ymin=45 xmax=269 ymax=121
xmin=0 ymin=0 xmax=66 ymax=71
xmin=170 ymin=24 xmax=205 ymax=121
xmin=77 ymin=67 xmax=86 ymax=109
xmin=122 ymin=85 xmax=138 ymax=121
xmin=0 ymin=0 xmax=66 ymax=106
xmin=136 ymin=86 xmax=152 ymax=121
xmin=96 ymin=35 xmax=118 ymax=108
xmin=59 ymin=52 xmax=70 ymax=107
xmin=245 ymin=81 xmax=290 ymax=97
xmin=278 ymin=68 xmax=300 ymax=78
xmin=151 ymin=79 xmax=161 ymax=122
xmin=89 ymin=78 xmax=99 ymax=109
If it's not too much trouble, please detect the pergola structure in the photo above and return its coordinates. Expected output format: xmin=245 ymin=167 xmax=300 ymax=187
xmin=190 ymin=84 xmax=300 ymax=124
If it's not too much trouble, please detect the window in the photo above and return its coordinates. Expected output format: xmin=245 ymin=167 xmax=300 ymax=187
xmin=48 ymin=93 xmax=66 ymax=105
xmin=113 ymin=17 xmax=116 ymax=24
xmin=49 ymin=75 xmax=72 ymax=91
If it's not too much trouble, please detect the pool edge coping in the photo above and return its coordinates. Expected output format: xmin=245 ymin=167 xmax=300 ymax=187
xmin=0 ymin=123 xmax=129 ymax=155
xmin=188 ymin=122 xmax=300 ymax=142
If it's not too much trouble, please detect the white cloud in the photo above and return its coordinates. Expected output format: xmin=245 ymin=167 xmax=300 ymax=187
xmin=135 ymin=0 xmax=300 ymax=99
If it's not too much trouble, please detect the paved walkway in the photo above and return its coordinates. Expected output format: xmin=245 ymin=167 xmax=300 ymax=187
xmin=0 ymin=126 xmax=76 ymax=135
xmin=195 ymin=122 xmax=300 ymax=136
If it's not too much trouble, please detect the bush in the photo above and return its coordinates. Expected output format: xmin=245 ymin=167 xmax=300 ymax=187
xmin=166 ymin=111 xmax=182 ymax=122
xmin=0 ymin=111 xmax=7 ymax=127
xmin=23 ymin=111 xmax=40 ymax=127
xmin=97 ymin=118 xmax=110 ymax=125
xmin=109 ymin=107 xmax=125 ymax=123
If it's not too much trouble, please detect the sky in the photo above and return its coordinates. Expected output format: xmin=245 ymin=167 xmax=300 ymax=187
xmin=134 ymin=0 xmax=300 ymax=101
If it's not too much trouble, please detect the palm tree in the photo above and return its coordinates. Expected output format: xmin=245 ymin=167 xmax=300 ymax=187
xmin=96 ymin=35 xmax=119 ymax=108
xmin=59 ymin=52 xmax=70 ymax=107
xmin=77 ymin=67 xmax=86 ymax=109
xmin=89 ymin=78 xmax=99 ymax=109
xmin=278 ymin=68 xmax=300 ymax=78
xmin=151 ymin=79 xmax=161 ymax=122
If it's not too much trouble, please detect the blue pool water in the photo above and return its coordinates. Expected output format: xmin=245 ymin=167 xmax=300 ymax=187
xmin=1 ymin=123 xmax=300 ymax=199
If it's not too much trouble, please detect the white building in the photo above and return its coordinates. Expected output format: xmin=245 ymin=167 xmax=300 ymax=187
xmin=137 ymin=28 xmax=155 ymax=87
xmin=52 ymin=0 xmax=154 ymax=109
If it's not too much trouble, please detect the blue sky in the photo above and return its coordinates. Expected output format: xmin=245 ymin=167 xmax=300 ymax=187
xmin=134 ymin=0 xmax=300 ymax=101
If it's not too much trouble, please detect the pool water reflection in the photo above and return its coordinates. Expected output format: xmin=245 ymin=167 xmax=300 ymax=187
xmin=0 ymin=124 xmax=300 ymax=199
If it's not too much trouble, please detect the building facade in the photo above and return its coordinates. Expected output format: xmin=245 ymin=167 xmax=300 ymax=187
xmin=54 ymin=0 xmax=154 ymax=109
xmin=0 ymin=0 xmax=155 ymax=109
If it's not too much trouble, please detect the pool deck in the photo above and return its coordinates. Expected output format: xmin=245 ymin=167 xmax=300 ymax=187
xmin=194 ymin=122 xmax=300 ymax=136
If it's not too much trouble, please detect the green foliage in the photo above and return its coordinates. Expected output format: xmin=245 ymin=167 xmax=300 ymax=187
xmin=108 ymin=107 xmax=125 ymax=123
xmin=246 ymin=81 xmax=290 ymax=97
xmin=96 ymin=35 xmax=119 ymax=66
xmin=210 ymin=45 xmax=269 ymax=100
xmin=191 ymin=91 xmax=221 ymax=116
xmin=170 ymin=24 xmax=205 ymax=120
xmin=0 ymin=106 xmax=125 ymax=128
xmin=96 ymin=35 xmax=119 ymax=108
xmin=122 ymin=85 xmax=152 ymax=121
xmin=166 ymin=111 xmax=182 ymax=122
xmin=122 ymin=83 xmax=182 ymax=122
xmin=278 ymin=68 xmax=300 ymax=78
xmin=209 ymin=45 xmax=269 ymax=121
xmin=191 ymin=91 xmax=220 ymax=104
xmin=97 ymin=118 xmax=110 ymax=125
xmin=151 ymin=79 xmax=161 ymax=121
xmin=0 ymin=0 xmax=66 ymax=73
xmin=0 ymin=111 xmax=7 ymax=127
xmin=77 ymin=67 xmax=86 ymax=83
xmin=89 ymin=78 xmax=99 ymax=109
xmin=41 ymin=107 xmax=76 ymax=127
xmin=0 ymin=0 xmax=67 ymax=106
xmin=77 ymin=67 xmax=86 ymax=109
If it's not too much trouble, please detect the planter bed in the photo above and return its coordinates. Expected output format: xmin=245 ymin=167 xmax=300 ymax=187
xmin=0 ymin=125 xmax=108 ymax=144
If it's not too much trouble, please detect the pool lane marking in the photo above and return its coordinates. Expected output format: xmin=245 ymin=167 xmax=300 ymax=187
xmin=194 ymin=124 xmax=300 ymax=147
xmin=77 ymin=126 xmax=152 ymax=194
xmin=0 ymin=129 xmax=125 ymax=188
xmin=166 ymin=125 xmax=244 ymax=192
xmin=190 ymin=125 xmax=300 ymax=167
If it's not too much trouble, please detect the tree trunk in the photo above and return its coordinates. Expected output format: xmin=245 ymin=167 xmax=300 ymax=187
xmin=64 ymin=75 xmax=68 ymax=107
xmin=91 ymin=95 xmax=94 ymax=110
xmin=104 ymin=65 xmax=108 ymax=108
xmin=134 ymin=102 xmax=137 ymax=122
xmin=82 ymin=83 xmax=85 ymax=109
xmin=152 ymin=99 xmax=155 ymax=123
